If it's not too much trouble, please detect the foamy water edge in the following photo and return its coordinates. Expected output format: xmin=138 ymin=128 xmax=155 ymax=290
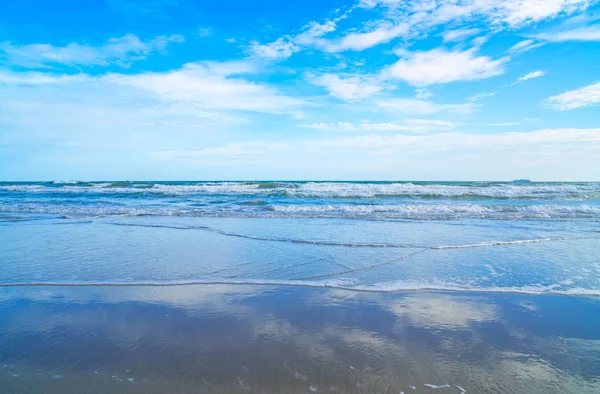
xmin=2 ymin=279 xmax=598 ymax=296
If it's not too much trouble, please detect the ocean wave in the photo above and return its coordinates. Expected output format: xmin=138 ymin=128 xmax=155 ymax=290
xmin=1 ymin=279 xmax=598 ymax=296
xmin=1 ymin=181 xmax=599 ymax=200
xmin=2 ymin=203 xmax=600 ymax=219
xmin=268 ymin=203 xmax=600 ymax=219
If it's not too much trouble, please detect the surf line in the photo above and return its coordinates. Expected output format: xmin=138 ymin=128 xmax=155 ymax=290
xmin=291 ymin=234 xmax=600 ymax=281
xmin=428 ymin=236 xmax=599 ymax=249
xmin=293 ymin=249 xmax=429 ymax=281
xmin=106 ymin=222 xmax=413 ymax=248
xmin=106 ymin=222 xmax=600 ymax=250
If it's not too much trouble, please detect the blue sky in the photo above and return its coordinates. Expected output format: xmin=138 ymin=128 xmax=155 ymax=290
xmin=1 ymin=0 xmax=600 ymax=180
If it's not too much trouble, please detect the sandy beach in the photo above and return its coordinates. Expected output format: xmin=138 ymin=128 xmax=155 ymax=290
xmin=1 ymin=284 xmax=599 ymax=393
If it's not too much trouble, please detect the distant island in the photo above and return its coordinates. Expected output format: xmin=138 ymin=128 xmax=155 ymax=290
xmin=512 ymin=179 xmax=532 ymax=184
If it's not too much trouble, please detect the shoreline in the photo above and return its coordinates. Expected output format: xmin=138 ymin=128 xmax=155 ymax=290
xmin=1 ymin=281 xmax=599 ymax=297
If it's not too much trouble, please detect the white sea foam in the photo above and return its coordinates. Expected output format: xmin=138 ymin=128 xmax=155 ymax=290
xmin=269 ymin=204 xmax=600 ymax=219
xmin=1 ymin=182 xmax=599 ymax=200
xmin=431 ymin=238 xmax=561 ymax=249
xmin=1 ymin=279 xmax=599 ymax=296
xmin=3 ymin=201 xmax=600 ymax=219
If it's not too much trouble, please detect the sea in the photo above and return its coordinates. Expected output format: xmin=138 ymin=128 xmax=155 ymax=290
xmin=1 ymin=180 xmax=600 ymax=295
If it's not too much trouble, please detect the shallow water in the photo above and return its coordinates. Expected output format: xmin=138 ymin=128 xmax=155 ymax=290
xmin=1 ymin=181 xmax=600 ymax=295
xmin=1 ymin=285 xmax=599 ymax=393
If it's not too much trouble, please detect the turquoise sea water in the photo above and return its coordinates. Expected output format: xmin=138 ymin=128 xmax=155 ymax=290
xmin=1 ymin=181 xmax=599 ymax=295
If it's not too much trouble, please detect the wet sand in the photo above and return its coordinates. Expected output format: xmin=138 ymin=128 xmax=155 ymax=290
xmin=1 ymin=285 xmax=599 ymax=393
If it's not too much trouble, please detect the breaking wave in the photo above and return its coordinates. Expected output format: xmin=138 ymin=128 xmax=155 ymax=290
xmin=2 ymin=202 xmax=600 ymax=219
xmin=1 ymin=181 xmax=599 ymax=200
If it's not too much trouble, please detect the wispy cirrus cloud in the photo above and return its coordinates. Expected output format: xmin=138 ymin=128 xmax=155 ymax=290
xmin=359 ymin=0 xmax=596 ymax=28
xmin=375 ymin=98 xmax=476 ymax=115
xmin=313 ymin=128 xmax=600 ymax=151
xmin=544 ymin=82 xmax=600 ymax=110
xmin=467 ymin=91 xmax=497 ymax=102
xmin=508 ymin=70 xmax=546 ymax=86
xmin=315 ymin=23 xmax=409 ymax=52
xmin=302 ymin=118 xmax=457 ymax=132
xmin=516 ymin=70 xmax=546 ymax=81
xmin=0 ymin=71 xmax=90 ymax=84
xmin=507 ymin=39 xmax=546 ymax=54
xmin=533 ymin=24 xmax=600 ymax=42
xmin=245 ymin=0 xmax=598 ymax=66
xmin=486 ymin=122 xmax=521 ymax=126
xmin=443 ymin=28 xmax=483 ymax=42
xmin=0 ymin=34 xmax=184 ymax=68
xmin=509 ymin=24 xmax=600 ymax=56
xmin=351 ymin=0 xmax=600 ymax=56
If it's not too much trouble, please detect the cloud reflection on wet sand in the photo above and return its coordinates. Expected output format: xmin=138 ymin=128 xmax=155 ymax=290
xmin=1 ymin=285 xmax=599 ymax=393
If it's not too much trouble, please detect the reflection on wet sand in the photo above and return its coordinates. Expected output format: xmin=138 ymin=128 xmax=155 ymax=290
xmin=1 ymin=285 xmax=599 ymax=393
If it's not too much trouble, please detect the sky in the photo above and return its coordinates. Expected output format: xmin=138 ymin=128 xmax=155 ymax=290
xmin=1 ymin=0 xmax=600 ymax=181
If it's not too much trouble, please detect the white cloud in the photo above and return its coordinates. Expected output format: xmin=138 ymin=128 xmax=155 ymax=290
xmin=415 ymin=87 xmax=433 ymax=99
xmin=294 ymin=21 xmax=338 ymax=45
xmin=467 ymin=91 xmax=497 ymax=102
xmin=316 ymin=128 xmax=600 ymax=151
xmin=247 ymin=36 xmax=300 ymax=60
xmin=544 ymin=82 xmax=600 ymax=110
xmin=315 ymin=23 xmax=409 ymax=52
xmin=517 ymin=70 xmax=546 ymax=82
xmin=404 ymin=118 xmax=458 ymax=129
xmin=302 ymin=121 xmax=408 ymax=132
xmin=498 ymin=0 xmax=594 ymax=27
xmin=508 ymin=39 xmax=545 ymax=54
xmin=443 ymin=28 xmax=482 ymax=42
xmin=105 ymin=62 xmax=305 ymax=115
xmin=194 ymin=60 xmax=258 ymax=76
xmin=246 ymin=0 xmax=596 ymax=57
xmin=306 ymin=72 xmax=388 ymax=101
xmin=0 ymin=34 xmax=184 ymax=68
xmin=0 ymin=61 xmax=305 ymax=118
xmin=302 ymin=118 xmax=457 ymax=132
xmin=534 ymin=24 xmax=600 ymax=42
xmin=385 ymin=47 xmax=508 ymax=86
xmin=0 ymin=70 xmax=90 ymax=84
xmin=375 ymin=98 xmax=476 ymax=114
xmin=507 ymin=70 xmax=546 ymax=86
xmin=248 ymin=20 xmax=337 ymax=60
xmin=471 ymin=35 xmax=490 ymax=47
xmin=360 ymin=0 xmax=596 ymax=28
xmin=487 ymin=122 xmax=521 ymax=126
xmin=358 ymin=0 xmax=400 ymax=8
